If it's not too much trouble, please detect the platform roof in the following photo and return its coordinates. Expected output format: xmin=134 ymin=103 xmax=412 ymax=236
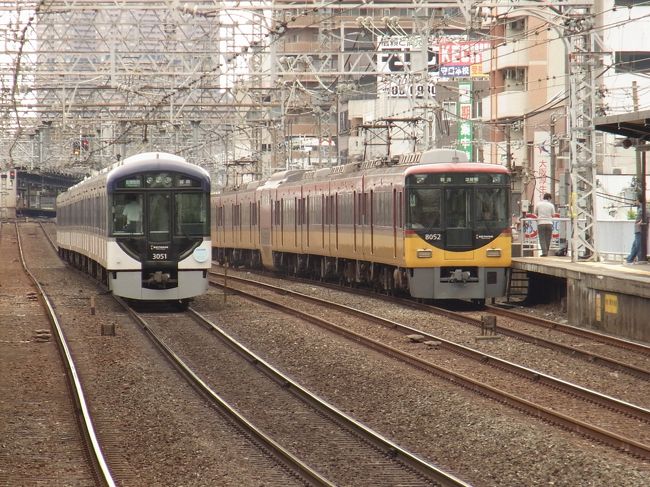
xmin=594 ymin=109 xmax=650 ymax=141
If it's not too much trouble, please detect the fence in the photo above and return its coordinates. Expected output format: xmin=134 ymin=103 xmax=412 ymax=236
xmin=514 ymin=218 xmax=642 ymax=261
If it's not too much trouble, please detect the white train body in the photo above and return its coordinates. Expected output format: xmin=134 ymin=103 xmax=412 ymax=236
xmin=56 ymin=152 xmax=211 ymax=304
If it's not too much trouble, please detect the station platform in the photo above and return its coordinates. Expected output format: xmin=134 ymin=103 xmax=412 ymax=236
xmin=510 ymin=255 xmax=650 ymax=344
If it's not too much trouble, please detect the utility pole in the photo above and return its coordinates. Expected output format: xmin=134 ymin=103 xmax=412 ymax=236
xmin=477 ymin=2 xmax=600 ymax=261
xmin=640 ymin=145 xmax=648 ymax=260
xmin=566 ymin=9 xmax=599 ymax=261
xmin=550 ymin=116 xmax=556 ymax=199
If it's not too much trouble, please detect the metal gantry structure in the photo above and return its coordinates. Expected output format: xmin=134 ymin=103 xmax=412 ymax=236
xmin=1 ymin=0 xmax=276 ymax=175
xmin=1 ymin=0 xmax=600 ymax=258
xmin=565 ymin=5 xmax=599 ymax=261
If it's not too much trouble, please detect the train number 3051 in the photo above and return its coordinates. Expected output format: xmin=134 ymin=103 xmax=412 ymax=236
xmin=152 ymin=253 xmax=168 ymax=260
xmin=424 ymin=233 xmax=441 ymax=241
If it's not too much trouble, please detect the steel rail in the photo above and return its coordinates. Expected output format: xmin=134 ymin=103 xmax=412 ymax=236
xmin=16 ymin=222 xmax=116 ymax=487
xmin=185 ymin=307 xmax=471 ymax=487
xmin=115 ymin=298 xmax=338 ymax=487
xmin=209 ymin=273 xmax=650 ymax=460
xmin=485 ymin=303 xmax=650 ymax=356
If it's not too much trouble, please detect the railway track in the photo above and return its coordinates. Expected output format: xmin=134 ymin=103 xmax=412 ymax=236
xmin=429 ymin=302 xmax=650 ymax=380
xmin=220 ymin=264 xmax=650 ymax=380
xmin=209 ymin=269 xmax=650 ymax=460
xmin=10 ymin=223 xmax=648 ymax=485
xmin=28 ymin=221 xmax=308 ymax=485
xmin=483 ymin=302 xmax=650 ymax=363
xmin=12 ymin=222 xmax=114 ymax=486
xmin=119 ymin=299 xmax=469 ymax=486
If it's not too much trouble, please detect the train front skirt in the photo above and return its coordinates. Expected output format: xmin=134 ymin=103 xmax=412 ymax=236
xmin=407 ymin=266 xmax=508 ymax=300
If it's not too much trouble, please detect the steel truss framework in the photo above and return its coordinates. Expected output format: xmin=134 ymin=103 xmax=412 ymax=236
xmin=480 ymin=0 xmax=600 ymax=261
xmin=1 ymin=0 xmax=274 ymax=173
xmin=1 ymin=0 xmax=470 ymax=177
xmin=1 ymin=0 xmax=599 ymax=262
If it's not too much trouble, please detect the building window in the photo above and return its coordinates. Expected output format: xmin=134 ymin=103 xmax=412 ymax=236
xmin=614 ymin=51 xmax=650 ymax=73
xmin=614 ymin=0 xmax=646 ymax=5
xmin=506 ymin=17 xmax=526 ymax=36
xmin=503 ymin=67 xmax=527 ymax=91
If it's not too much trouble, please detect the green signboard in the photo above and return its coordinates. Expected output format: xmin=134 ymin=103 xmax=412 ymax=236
xmin=457 ymin=81 xmax=473 ymax=160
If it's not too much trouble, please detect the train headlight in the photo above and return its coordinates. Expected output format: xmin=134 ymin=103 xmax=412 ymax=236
xmin=486 ymin=248 xmax=502 ymax=257
xmin=417 ymin=249 xmax=433 ymax=258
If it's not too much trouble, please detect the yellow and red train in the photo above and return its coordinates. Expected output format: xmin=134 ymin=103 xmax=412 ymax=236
xmin=212 ymin=149 xmax=511 ymax=303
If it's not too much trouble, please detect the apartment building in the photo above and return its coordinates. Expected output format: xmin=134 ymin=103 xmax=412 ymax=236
xmin=481 ymin=1 xmax=650 ymax=212
xmin=267 ymin=1 xmax=489 ymax=171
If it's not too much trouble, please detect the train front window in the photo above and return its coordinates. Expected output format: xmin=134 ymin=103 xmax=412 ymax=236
xmin=407 ymin=188 xmax=441 ymax=229
xmin=446 ymin=188 xmax=471 ymax=228
xmin=475 ymin=187 xmax=508 ymax=227
xmin=148 ymin=193 xmax=171 ymax=242
xmin=112 ymin=193 xmax=143 ymax=235
xmin=175 ymin=193 xmax=208 ymax=236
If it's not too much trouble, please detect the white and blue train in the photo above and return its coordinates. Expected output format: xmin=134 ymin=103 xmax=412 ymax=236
xmin=56 ymin=152 xmax=211 ymax=307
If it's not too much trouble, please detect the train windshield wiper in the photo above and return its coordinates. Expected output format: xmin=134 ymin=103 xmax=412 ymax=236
xmin=179 ymin=223 xmax=202 ymax=241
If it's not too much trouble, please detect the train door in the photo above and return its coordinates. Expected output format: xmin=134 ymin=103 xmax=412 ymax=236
xmin=300 ymin=195 xmax=306 ymax=253
xmin=234 ymin=200 xmax=240 ymax=247
xmin=353 ymin=191 xmax=358 ymax=253
xmin=321 ymin=194 xmax=326 ymax=249
xmin=293 ymin=197 xmax=298 ymax=248
xmin=358 ymin=191 xmax=367 ymax=257
xmin=306 ymin=195 xmax=310 ymax=249
xmin=393 ymin=188 xmax=398 ymax=258
xmin=259 ymin=190 xmax=274 ymax=269
xmin=328 ymin=195 xmax=334 ymax=253
xmin=444 ymin=187 xmax=473 ymax=257
xmin=279 ymin=198 xmax=284 ymax=247
xmin=255 ymin=200 xmax=260 ymax=249
xmin=145 ymin=193 xmax=173 ymax=265
xmin=248 ymin=200 xmax=253 ymax=247
xmin=370 ymin=190 xmax=374 ymax=255
xmin=147 ymin=193 xmax=171 ymax=243
xmin=335 ymin=193 xmax=339 ymax=251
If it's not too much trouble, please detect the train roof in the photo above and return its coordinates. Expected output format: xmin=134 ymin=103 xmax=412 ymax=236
xmin=405 ymin=162 xmax=510 ymax=175
xmin=61 ymin=152 xmax=210 ymax=195
xmin=106 ymin=152 xmax=210 ymax=191
xmin=217 ymin=149 xmax=508 ymax=193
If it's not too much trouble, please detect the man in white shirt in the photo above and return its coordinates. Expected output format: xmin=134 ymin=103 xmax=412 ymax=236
xmin=122 ymin=195 xmax=142 ymax=232
xmin=535 ymin=192 xmax=555 ymax=257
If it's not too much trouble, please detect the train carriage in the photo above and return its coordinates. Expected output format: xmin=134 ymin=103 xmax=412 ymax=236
xmin=213 ymin=149 xmax=511 ymax=303
xmin=57 ymin=152 xmax=211 ymax=306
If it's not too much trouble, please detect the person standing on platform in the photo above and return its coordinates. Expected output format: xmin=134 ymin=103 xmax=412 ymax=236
xmin=535 ymin=193 xmax=555 ymax=257
xmin=626 ymin=196 xmax=644 ymax=264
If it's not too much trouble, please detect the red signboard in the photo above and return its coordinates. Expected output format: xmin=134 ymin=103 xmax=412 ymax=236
xmin=439 ymin=41 xmax=490 ymax=66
